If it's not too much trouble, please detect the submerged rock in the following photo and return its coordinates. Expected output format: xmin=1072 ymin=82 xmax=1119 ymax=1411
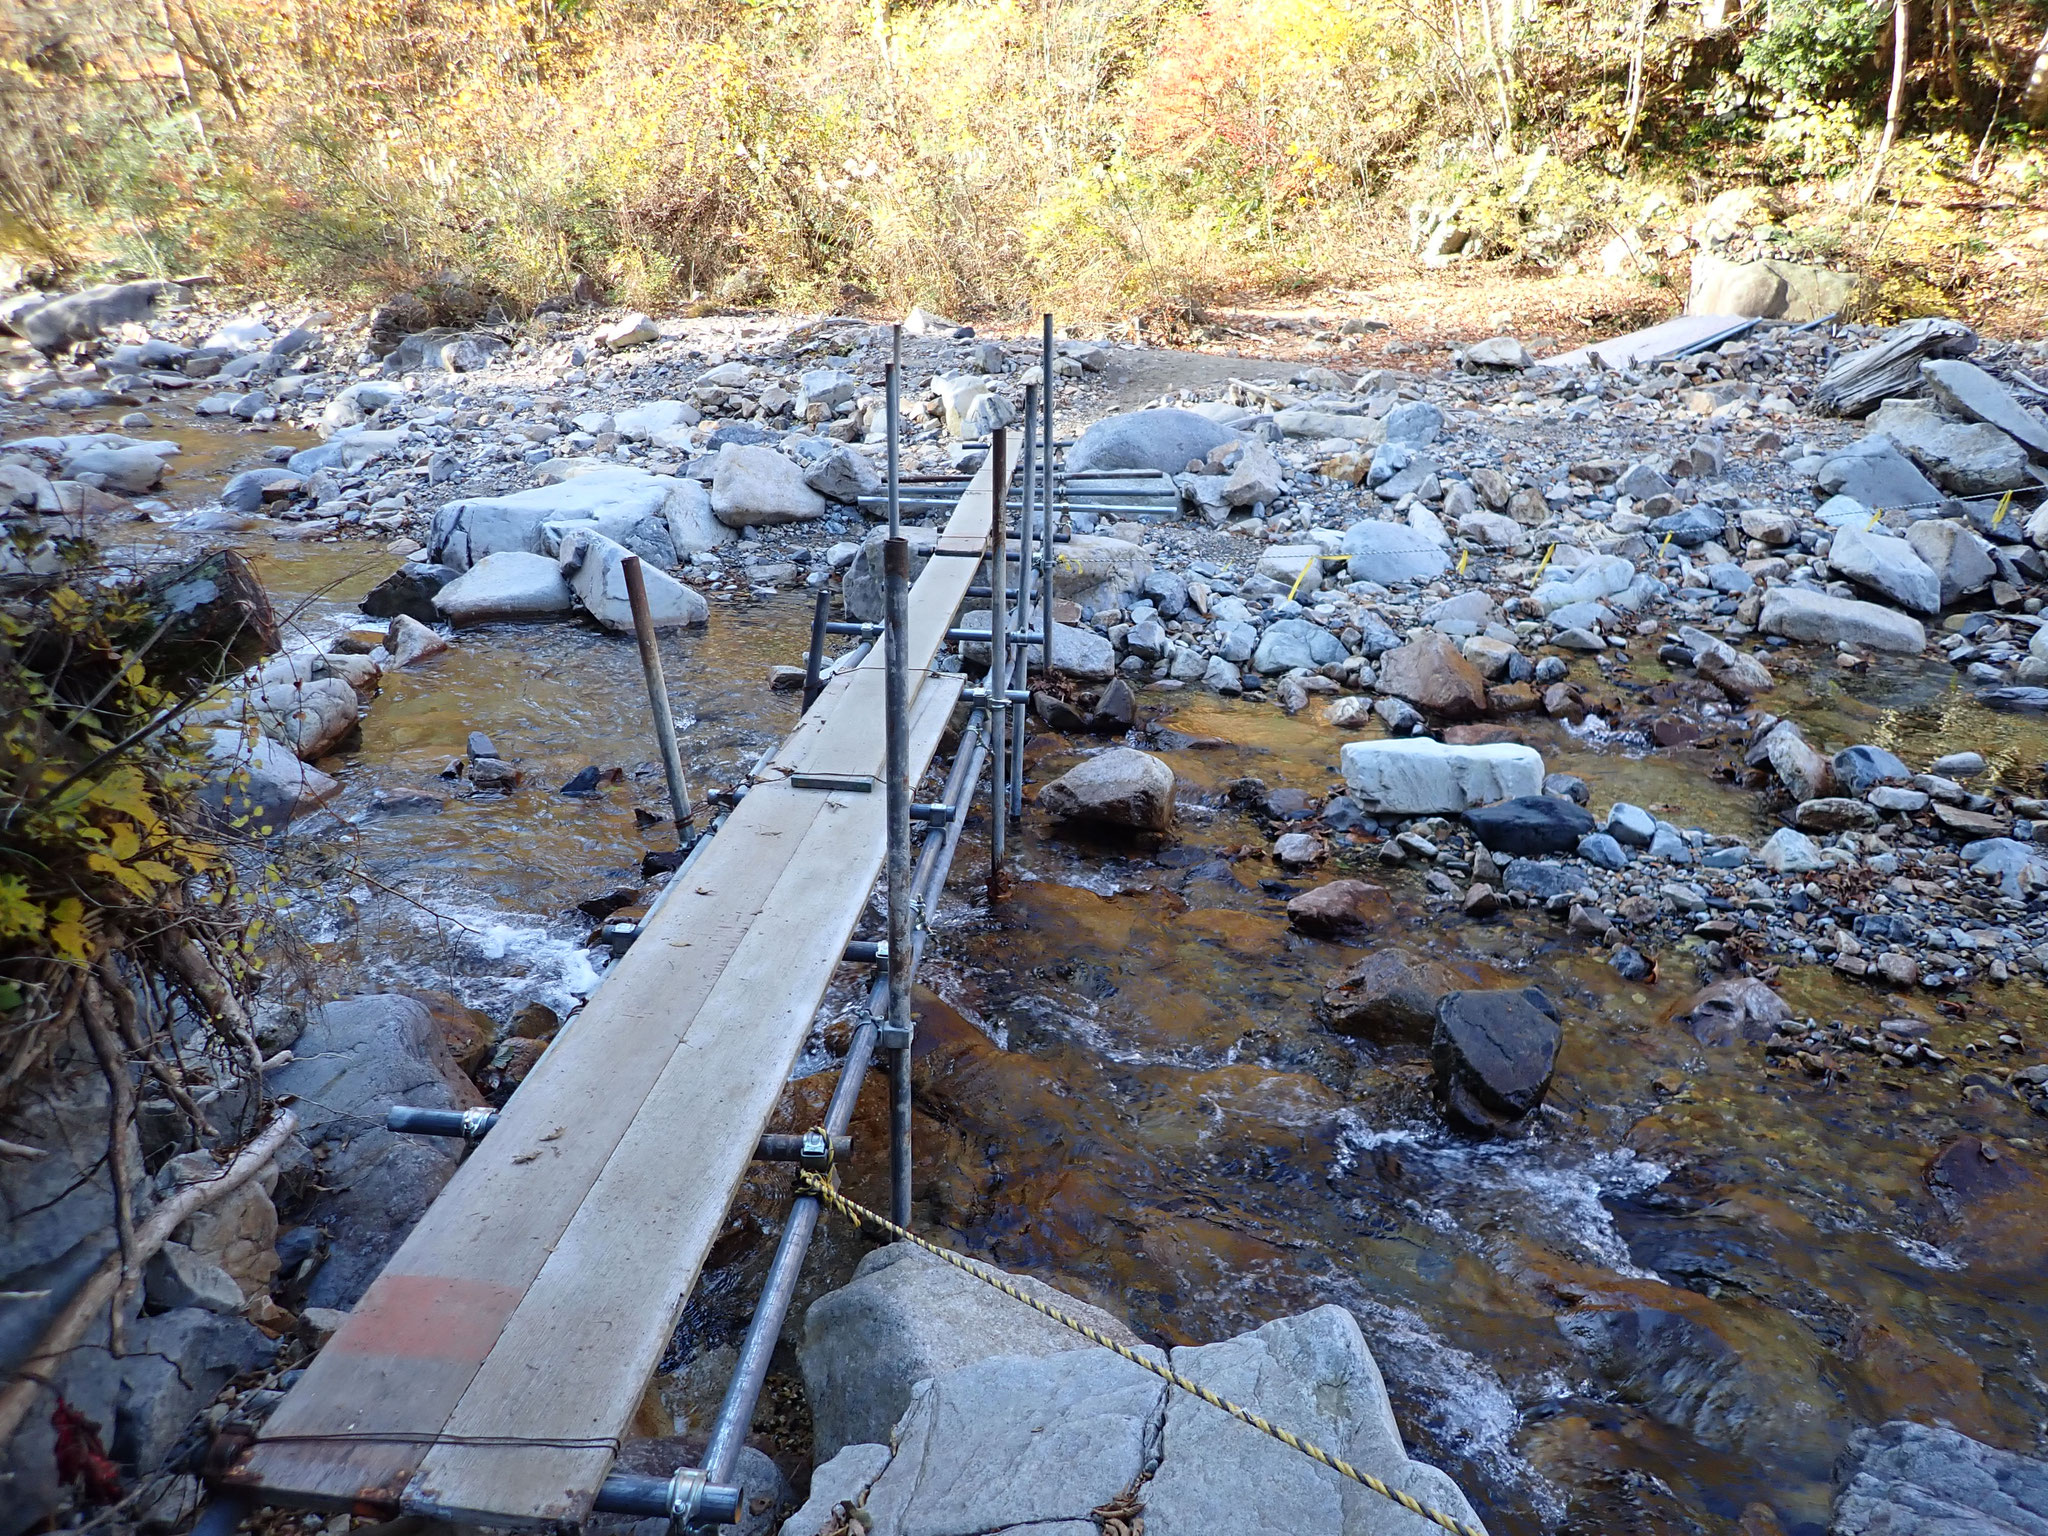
xmin=1320 ymin=948 xmax=1465 ymax=1042
xmin=1286 ymin=879 xmax=1393 ymax=938
xmin=1673 ymin=977 xmax=1791 ymax=1046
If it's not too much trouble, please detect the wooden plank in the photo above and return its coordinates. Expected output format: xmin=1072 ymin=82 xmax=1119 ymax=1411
xmin=1541 ymin=314 xmax=1759 ymax=371
xmin=765 ymin=456 xmax=1001 ymax=784
xmin=229 ymin=781 xmax=836 ymax=1512
xmin=404 ymin=672 xmax=965 ymax=1525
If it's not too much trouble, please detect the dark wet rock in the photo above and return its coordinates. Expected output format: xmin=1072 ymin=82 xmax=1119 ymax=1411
xmin=641 ymin=848 xmax=687 ymax=877
xmin=1431 ymin=988 xmax=1561 ymax=1136
xmin=143 ymin=549 xmax=279 ymax=679
xmin=1262 ymin=787 xmax=1319 ymax=822
xmin=1610 ymin=946 xmax=1653 ymax=981
xmin=1033 ymin=691 xmax=1091 ymax=732
xmin=1038 ymin=748 xmax=1175 ymax=833
xmin=1832 ymin=1420 xmax=2048 ymax=1536
xmin=1502 ymin=859 xmax=1591 ymax=902
xmin=1673 ymin=977 xmax=1791 ymax=1046
xmin=560 ymin=765 xmax=604 ymax=795
xmin=467 ymin=731 xmax=498 ymax=759
xmin=1320 ymin=795 xmax=1374 ymax=833
xmin=1926 ymin=1136 xmax=2036 ymax=1209
xmin=268 ymin=995 xmax=486 ymax=1308
xmin=1286 ymin=880 xmax=1392 ymax=939
xmin=361 ymin=562 xmax=456 ymax=623
xmin=1648 ymin=505 xmax=1725 ymax=549
xmin=220 ymin=466 xmax=303 ymax=512
xmin=1832 ymin=744 xmax=1912 ymax=793
xmin=1320 ymin=948 xmax=1464 ymax=1041
xmin=1089 ymin=676 xmax=1140 ymax=731
xmin=1465 ymin=796 xmax=1595 ymax=857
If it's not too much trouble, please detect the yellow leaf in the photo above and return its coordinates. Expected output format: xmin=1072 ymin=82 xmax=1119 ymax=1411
xmin=107 ymin=823 xmax=141 ymax=862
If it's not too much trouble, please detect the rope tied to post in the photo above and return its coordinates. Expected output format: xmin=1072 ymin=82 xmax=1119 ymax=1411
xmin=794 ymin=1170 xmax=1488 ymax=1536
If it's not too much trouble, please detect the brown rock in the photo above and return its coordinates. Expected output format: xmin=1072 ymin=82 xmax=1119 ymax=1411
xmin=1542 ymin=681 xmax=1586 ymax=720
xmin=404 ymin=988 xmax=498 ymax=1074
xmin=1463 ymin=883 xmax=1499 ymax=917
xmin=1375 ymin=634 xmax=1488 ymax=719
xmin=1320 ymin=948 xmax=1465 ymax=1041
xmin=1873 ymin=952 xmax=1920 ymax=987
xmin=1286 ymin=879 xmax=1393 ymax=938
xmin=1487 ymin=683 xmax=1540 ymax=712
xmin=1442 ymin=723 xmax=1527 ymax=745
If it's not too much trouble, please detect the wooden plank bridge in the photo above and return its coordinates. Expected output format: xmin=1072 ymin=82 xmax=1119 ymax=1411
xmin=224 ymin=457 xmax=1006 ymax=1527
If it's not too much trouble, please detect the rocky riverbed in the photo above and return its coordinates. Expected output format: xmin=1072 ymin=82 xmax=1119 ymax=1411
xmin=5 ymin=277 xmax=2048 ymax=1536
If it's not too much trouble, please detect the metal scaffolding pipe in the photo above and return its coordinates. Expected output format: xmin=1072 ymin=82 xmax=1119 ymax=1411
xmin=621 ymin=555 xmax=693 ymax=845
xmin=987 ymin=429 xmax=1008 ymax=890
xmin=801 ymin=587 xmax=831 ymax=712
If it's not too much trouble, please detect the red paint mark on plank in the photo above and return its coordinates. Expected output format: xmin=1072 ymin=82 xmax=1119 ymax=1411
xmin=326 ymin=1274 xmax=524 ymax=1363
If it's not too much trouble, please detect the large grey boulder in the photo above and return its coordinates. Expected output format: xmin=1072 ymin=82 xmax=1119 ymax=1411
xmin=1343 ymin=521 xmax=1449 ymax=584
xmin=1903 ymin=519 xmax=1997 ymax=607
xmin=198 ymin=727 xmax=340 ymax=834
xmin=1921 ymin=358 xmax=2048 ymax=462
xmin=1831 ymin=1420 xmax=2048 ymax=1536
xmin=1687 ymin=254 xmax=1859 ymax=322
xmin=710 ymin=444 xmax=827 ymax=526
xmin=804 ymin=444 xmax=882 ymax=504
xmin=1816 ymin=439 xmax=1946 ymax=511
xmin=248 ymin=675 xmax=360 ymax=761
xmin=267 ymin=995 xmax=485 ymax=1308
xmin=783 ymin=1303 xmax=1483 ymax=1536
xmin=1144 ymin=1308 xmax=1483 ymax=1536
xmin=432 ymin=469 xmax=723 ymax=571
xmin=1047 ymin=622 xmax=1116 ymax=681
xmin=1866 ymin=399 xmax=2031 ymax=496
xmin=800 ymin=1242 xmax=1144 ymax=1462
xmin=1067 ymin=408 xmax=1241 ymax=476
xmin=1049 ymin=533 xmax=1152 ymax=613
xmin=433 ymin=551 xmax=576 ymax=623
xmin=62 ymin=445 xmax=166 ymax=493
xmin=557 ymin=527 xmax=707 ymax=630
xmin=1758 ymin=587 xmax=1925 ymax=654
xmin=1825 ymin=525 xmax=1941 ymax=615
xmin=842 ymin=527 xmax=938 ymax=622
xmin=1038 ymin=748 xmax=1176 ymax=833
xmin=1340 ymin=739 xmax=1544 ymax=815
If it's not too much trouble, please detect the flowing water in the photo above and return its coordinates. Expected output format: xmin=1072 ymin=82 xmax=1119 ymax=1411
xmin=116 ymin=421 xmax=2048 ymax=1535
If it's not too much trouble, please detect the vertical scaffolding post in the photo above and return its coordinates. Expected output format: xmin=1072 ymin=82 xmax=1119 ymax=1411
xmin=987 ymin=428 xmax=1008 ymax=891
xmin=881 ymin=342 xmax=914 ymax=1227
xmin=621 ymin=554 xmax=692 ymax=848
xmin=1041 ymin=315 xmax=1056 ymax=662
xmin=1013 ymin=384 xmax=1036 ymax=819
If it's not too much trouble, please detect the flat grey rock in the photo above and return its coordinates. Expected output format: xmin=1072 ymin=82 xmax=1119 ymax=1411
xmin=1832 ymin=1420 xmax=2048 ymax=1536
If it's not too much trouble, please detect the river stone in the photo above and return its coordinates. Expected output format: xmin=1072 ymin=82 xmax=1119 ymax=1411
xmin=1502 ymin=859 xmax=1590 ymax=902
xmin=1375 ymin=633 xmax=1488 ymax=717
xmin=1253 ymin=617 xmax=1346 ymax=675
xmin=219 ymin=466 xmax=302 ymax=513
xmin=556 ymin=527 xmax=707 ymax=631
xmin=1817 ymin=439 xmax=1945 ymax=512
xmin=432 ymin=551 xmax=575 ymax=622
xmin=1763 ymin=721 xmax=1833 ymax=801
xmin=1342 ymin=520 xmax=1450 ymax=584
xmin=433 ymin=469 xmax=723 ymax=570
xmin=1903 ymin=519 xmax=1997 ymax=607
xmin=115 ymin=1308 xmax=275 ymax=1473
xmin=1674 ymin=977 xmax=1792 ymax=1047
xmin=250 ymin=676 xmax=359 ymax=761
xmin=1038 ymin=748 xmax=1174 ymax=832
xmin=1320 ymin=949 xmax=1465 ymax=1042
xmin=1048 ymin=533 xmax=1151 ymax=613
xmin=1922 ymin=358 xmax=2048 ymax=461
xmin=1824 ymin=525 xmax=1941 ymax=615
xmin=1758 ymin=588 xmax=1925 ymax=654
xmin=1960 ymin=837 xmax=2048 ymax=899
xmin=1758 ymin=826 xmax=1827 ymax=873
xmin=804 ymin=444 xmax=882 ymax=504
xmin=1832 ymin=744 xmax=1912 ymax=793
xmin=268 ymin=995 xmax=486 ymax=1308
xmin=1465 ymin=796 xmax=1595 ymax=856
xmin=1143 ymin=1307 xmax=1485 ymax=1536
xmin=1286 ymin=879 xmax=1393 ymax=938
xmin=1067 ymin=408 xmax=1240 ymax=476
xmin=1531 ymin=554 xmax=1635 ymax=614
xmin=1603 ymin=803 xmax=1657 ymax=846
xmin=1341 ymin=739 xmax=1543 ymax=814
xmin=62 ymin=445 xmax=165 ymax=493
xmin=1833 ymin=1420 xmax=2048 ymax=1536
xmin=1381 ymin=400 xmax=1445 ymax=446
xmin=799 ymin=1242 xmax=1143 ymax=1461
xmin=1432 ymin=988 xmax=1561 ymax=1136
xmin=361 ymin=563 xmax=455 ymax=623
xmin=6 ymin=279 xmax=181 ymax=351
xmin=199 ymin=728 xmax=340 ymax=834
xmin=710 ymin=444 xmax=827 ymax=526
xmin=142 ymin=1242 xmax=243 ymax=1315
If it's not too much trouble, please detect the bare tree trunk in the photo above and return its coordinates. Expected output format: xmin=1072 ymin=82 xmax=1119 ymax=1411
xmin=1865 ymin=0 xmax=1912 ymax=203
xmin=1619 ymin=0 xmax=1654 ymax=153
xmin=2024 ymin=19 xmax=2048 ymax=122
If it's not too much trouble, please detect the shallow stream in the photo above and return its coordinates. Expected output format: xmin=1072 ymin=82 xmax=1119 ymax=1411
xmin=120 ymin=420 xmax=2048 ymax=1536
